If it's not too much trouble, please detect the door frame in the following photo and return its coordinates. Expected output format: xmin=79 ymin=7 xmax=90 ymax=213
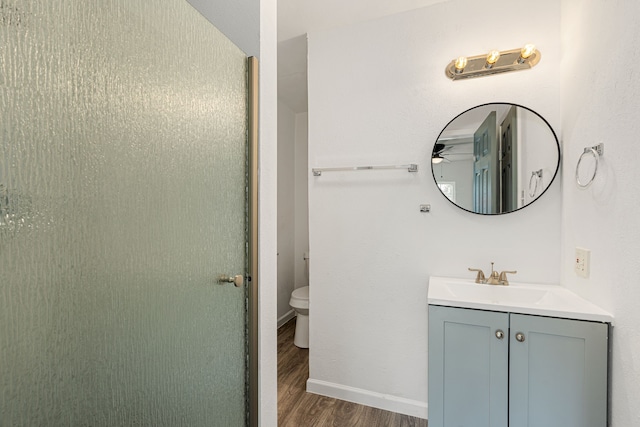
xmin=473 ymin=111 xmax=498 ymax=213
xmin=500 ymin=106 xmax=518 ymax=212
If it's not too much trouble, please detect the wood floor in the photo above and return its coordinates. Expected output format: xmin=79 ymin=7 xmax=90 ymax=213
xmin=277 ymin=319 xmax=428 ymax=427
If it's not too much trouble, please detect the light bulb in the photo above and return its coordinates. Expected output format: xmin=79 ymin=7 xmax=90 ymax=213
xmin=485 ymin=50 xmax=500 ymax=68
xmin=432 ymin=156 xmax=444 ymax=164
xmin=454 ymin=56 xmax=467 ymax=73
xmin=519 ymin=44 xmax=536 ymax=63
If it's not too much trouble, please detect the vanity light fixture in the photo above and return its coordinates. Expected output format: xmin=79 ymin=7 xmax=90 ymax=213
xmin=485 ymin=50 xmax=500 ymax=69
xmin=445 ymin=44 xmax=541 ymax=80
xmin=518 ymin=44 xmax=536 ymax=64
xmin=454 ymin=56 xmax=468 ymax=74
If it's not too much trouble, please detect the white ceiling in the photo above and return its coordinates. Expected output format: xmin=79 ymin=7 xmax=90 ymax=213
xmin=277 ymin=0 xmax=449 ymax=113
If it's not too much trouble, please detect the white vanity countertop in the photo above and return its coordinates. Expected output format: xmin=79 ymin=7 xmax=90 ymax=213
xmin=428 ymin=276 xmax=613 ymax=323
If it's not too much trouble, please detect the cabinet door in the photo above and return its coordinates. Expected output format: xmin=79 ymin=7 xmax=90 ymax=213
xmin=509 ymin=314 xmax=608 ymax=427
xmin=428 ymin=305 xmax=509 ymax=427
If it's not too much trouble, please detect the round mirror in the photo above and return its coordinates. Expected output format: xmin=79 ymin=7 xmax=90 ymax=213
xmin=432 ymin=103 xmax=560 ymax=215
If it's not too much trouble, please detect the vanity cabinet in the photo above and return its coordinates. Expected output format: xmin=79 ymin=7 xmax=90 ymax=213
xmin=428 ymin=305 xmax=609 ymax=427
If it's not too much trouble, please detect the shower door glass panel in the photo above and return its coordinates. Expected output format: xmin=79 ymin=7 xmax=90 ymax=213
xmin=1 ymin=1 xmax=248 ymax=425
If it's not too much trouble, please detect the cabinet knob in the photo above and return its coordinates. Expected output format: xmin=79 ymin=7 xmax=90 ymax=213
xmin=495 ymin=330 xmax=505 ymax=340
xmin=515 ymin=332 xmax=526 ymax=342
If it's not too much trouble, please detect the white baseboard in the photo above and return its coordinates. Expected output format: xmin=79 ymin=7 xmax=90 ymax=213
xmin=277 ymin=309 xmax=296 ymax=329
xmin=306 ymin=378 xmax=428 ymax=419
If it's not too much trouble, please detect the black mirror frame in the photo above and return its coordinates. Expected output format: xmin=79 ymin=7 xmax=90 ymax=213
xmin=431 ymin=102 xmax=561 ymax=215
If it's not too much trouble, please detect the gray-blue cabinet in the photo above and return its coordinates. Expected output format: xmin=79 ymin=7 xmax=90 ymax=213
xmin=428 ymin=305 xmax=609 ymax=427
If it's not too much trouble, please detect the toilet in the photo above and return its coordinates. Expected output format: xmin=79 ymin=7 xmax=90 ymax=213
xmin=289 ymin=286 xmax=309 ymax=348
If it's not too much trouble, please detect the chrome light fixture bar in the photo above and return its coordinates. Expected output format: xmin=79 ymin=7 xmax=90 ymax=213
xmin=445 ymin=44 xmax=541 ymax=80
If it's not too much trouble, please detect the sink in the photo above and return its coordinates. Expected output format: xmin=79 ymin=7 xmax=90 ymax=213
xmin=441 ymin=280 xmax=549 ymax=305
xmin=428 ymin=276 xmax=613 ymax=323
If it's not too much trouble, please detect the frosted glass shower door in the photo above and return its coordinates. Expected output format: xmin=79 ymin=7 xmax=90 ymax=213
xmin=1 ymin=1 xmax=251 ymax=425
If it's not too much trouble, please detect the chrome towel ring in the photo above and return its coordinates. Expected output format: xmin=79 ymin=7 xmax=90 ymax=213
xmin=576 ymin=144 xmax=604 ymax=189
xmin=529 ymin=169 xmax=543 ymax=197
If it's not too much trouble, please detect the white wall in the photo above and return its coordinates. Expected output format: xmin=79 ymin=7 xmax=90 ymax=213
xmin=560 ymin=1 xmax=640 ymax=425
xmin=433 ymin=158 xmax=473 ymax=209
xmin=519 ymin=108 xmax=559 ymax=206
xmin=277 ymin=103 xmax=310 ymax=326
xmin=307 ymin=0 xmax=561 ymax=417
xmin=294 ymin=113 xmax=310 ymax=290
xmin=277 ymin=100 xmax=297 ymax=325
xmin=187 ymin=0 xmax=260 ymax=57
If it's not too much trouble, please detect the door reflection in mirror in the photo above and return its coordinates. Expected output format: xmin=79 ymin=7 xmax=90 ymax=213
xmin=432 ymin=103 xmax=560 ymax=215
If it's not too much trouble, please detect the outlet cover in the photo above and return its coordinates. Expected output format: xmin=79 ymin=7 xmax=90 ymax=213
xmin=575 ymin=247 xmax=590 ymax=278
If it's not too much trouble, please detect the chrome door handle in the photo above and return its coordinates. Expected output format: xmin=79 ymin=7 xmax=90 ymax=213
xmin=515 ymin=332 xmax=525 ymax=342
xmin=218 ymin=274 xmax=244 ymax=287
xmin=495 ymin=330 xmax=505 ymax=340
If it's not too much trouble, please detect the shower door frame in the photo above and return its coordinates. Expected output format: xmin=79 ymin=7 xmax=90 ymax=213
xmin=248 ymin=56 xmax=259 ymax=427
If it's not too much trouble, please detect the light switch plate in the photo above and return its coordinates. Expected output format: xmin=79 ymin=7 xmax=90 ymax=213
xmin=575 ymin=247 xmax=590 ymax=278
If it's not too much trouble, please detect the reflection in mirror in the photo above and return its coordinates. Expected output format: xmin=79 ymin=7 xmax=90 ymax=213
xmin=432 ymin=103 xmax=559 ymax=215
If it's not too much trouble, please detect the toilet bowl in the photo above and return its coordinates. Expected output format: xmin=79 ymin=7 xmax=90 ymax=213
xmin=289 ymin=286 xmax=309 ymax=348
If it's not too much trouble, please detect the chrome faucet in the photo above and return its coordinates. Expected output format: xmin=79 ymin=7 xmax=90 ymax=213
xmin=486 ymin=262 xmax=501 ymax=285
xmin=468 ymin=262 xmax=517 ymax=286
xmin=468 ymin=267 xmax=487 ymax=284
xmin=498 ymin=270 xmax=517 ymax=286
